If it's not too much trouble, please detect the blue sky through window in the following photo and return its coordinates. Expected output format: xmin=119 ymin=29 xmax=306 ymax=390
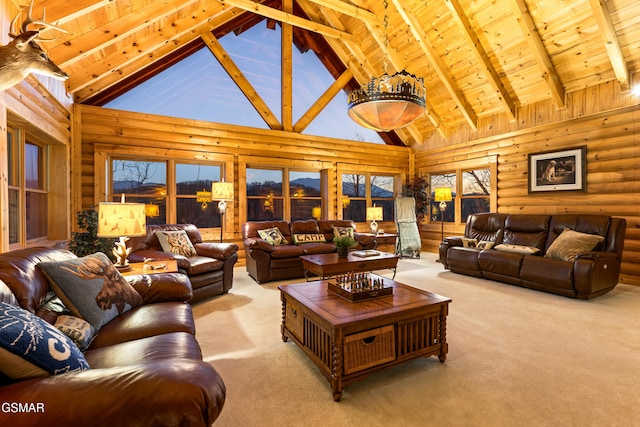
xmin=105 ymin=24 xmax=383 ymax=144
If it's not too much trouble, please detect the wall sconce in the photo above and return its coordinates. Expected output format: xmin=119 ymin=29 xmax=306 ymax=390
xmin=264 ymin=193 xmax=273 ymax=212
xmin=434 ymin=187 xmax=453 ymax=242
xmin=211 ymin=181 xmax=234 ymax=242
xmin=97 ymin=195 xmax=146 ymax=271
xmin=196 ymin=189 xmax=212 ymax=211
xmin=312 ymin=206 xmax=321 ymax=220
xmin=366 ymin=206 xmax=383 ymax=235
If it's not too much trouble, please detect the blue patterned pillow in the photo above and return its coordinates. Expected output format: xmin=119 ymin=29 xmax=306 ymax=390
xmin=38 ymin=252 xmax=143 ymax=331
xmin=0 ymin=302 xmax=90 ymax=381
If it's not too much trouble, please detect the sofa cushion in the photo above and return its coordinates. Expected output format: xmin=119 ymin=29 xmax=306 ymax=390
xmin=186 ymin=256 xmax=224 ymax=275
xmin=55 ymin=315 xmax=96 ymax=351
xmin=301 ymin=242 xmax=336 ymax=255
xmin=292 ymin=233 xmax=326 ymax=244
xmin=38 ymin=252 xmax=143 ymax=331
xmin=155 ymin=230 xmax=198 ymax=257
xmin=494 ymin=244 xmax=541 ymax=255
xmin=0 ymin=301 xmax=90 ymax=381
xmin=545 ymin=228 xmax=605 ymax=262
xmin=258 ymin=227 xmax=289 ymax=245
xmin=269 ymin=244 xmax=305 ymax=259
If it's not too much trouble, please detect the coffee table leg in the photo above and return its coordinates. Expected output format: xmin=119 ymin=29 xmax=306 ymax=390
xmin=280 ymin=296 xmax=288 ymax=342
xmin=331 ymin=342 xmax=343 ymax=401
xmin=438 ymin=305 xmax=448 ymax=362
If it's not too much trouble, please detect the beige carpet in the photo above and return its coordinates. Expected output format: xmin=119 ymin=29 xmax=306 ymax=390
xmin=192 ymin=253 xmax=640 ymax=427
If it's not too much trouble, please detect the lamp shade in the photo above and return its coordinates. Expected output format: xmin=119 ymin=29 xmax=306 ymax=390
xmin=145 ymin=203 xmax=159 ymax=218
xmin=97 ymin=202 xmax=147 ymax=238
xmin=366 ymin=206 xmax=384 ymax=221
xmin=211 ymin=182 xmax=233 ymax=200
xmin=312 ymin=206 xmax=322 ymax=219
xmin=434 ymin=188 xmax=452 ymax=202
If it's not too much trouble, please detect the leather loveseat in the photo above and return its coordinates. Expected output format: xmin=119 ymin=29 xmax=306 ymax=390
xmin=242 ymin=219 xmax=375 ymax=283
xmin=439 ymin=213 xmax=626 ymax=299
xmin=0 ymin=247 xmax=225 ymax=426
xmin=128 ymin=224 xmax=238 ymax=303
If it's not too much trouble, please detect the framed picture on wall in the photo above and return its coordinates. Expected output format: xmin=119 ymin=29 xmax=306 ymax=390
xmin=528 ymin=146 xmax=586 ymax=193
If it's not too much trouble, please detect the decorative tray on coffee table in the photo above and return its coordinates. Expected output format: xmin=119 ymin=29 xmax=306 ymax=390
xmin=327 ymin=272 xmax=393 ymax=302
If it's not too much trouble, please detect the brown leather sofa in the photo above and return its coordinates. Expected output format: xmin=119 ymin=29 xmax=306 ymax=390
xmin=128 ymin=224 xmax=238 ymax=303
xmin=439 ymin=213 xmax=626 ymax=299
xmin=242 ymin=219 xmax=375 ymax=283
xmin=0 ymin=247 xmax=225 ymax=426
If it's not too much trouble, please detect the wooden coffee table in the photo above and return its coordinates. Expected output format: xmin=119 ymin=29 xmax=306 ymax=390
xmin=279 ymin=278 xmax=451 ymax=401
xmin=300 ymin=252 xmax=399 ymax=280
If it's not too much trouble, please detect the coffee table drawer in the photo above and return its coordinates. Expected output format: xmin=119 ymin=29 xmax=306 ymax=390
xmin=344 ymin=325 xmax=396 ymax=375
xmin=285 ymin=298 xmax=304 ymax=341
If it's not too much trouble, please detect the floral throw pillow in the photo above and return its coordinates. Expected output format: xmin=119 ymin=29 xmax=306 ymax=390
xmin=333 ymin=226 xmax=355 ymax=239
xmin=258 ymin=227 xmax=289 ymax=245
xmin=155 ymin=230 xmax=198 ymax=257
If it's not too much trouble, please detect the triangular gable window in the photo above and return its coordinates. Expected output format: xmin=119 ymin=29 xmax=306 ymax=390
xmin=106 ymin=23 xmax=384 ymax=143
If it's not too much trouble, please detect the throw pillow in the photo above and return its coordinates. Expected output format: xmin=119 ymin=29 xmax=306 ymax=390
xmin=0 ymin=301 xmax=90 ymax=381
xmin=292 ymin=233 xmax=326 ymax=245
xmin=257 ymin=227 xmax=289 ymax=245
xmin=155 ymin=230 xmax=198 ymax=257
xmin=333 ymin=226 xmax=355 ymax=239
xmin=461 ymin=238 xmax=478 ymax=248
xmin=38 ymin=252 xmax=143 ymax=331
xmin=477 ymin=240 xmax=495 ymax=250
xmin=55 ymin=315 xmax=96 ymax=351
xmin=494 ymin=244 xmax=540 ymax=255
xmin=545 ymin=228 xmax=605 ymax=262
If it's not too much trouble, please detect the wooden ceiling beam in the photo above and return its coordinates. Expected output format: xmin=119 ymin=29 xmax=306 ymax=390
xmin=282 ymin=0 xmax=294 ymax=131
xmin=444 ymin=0 xmax=517 ymax=121
xmin=71 ymin=6 xmax=238 ymax=101
xmin=390 ymin=0 xmax=478 ymax=131
xmin=201 ymin=31 xmax=282 ymax=130
xmin=301 ymin=0 xmax=379 ymax=25
xmin=588 ymin=0 xmax=629 ymax=92
xmin=55 ymin=0 xmax=201 ymax=68
xmin=509 ymin=0 xmax=566 ymax=109
xmin=218 ymin=0 xmax=357 ymax=42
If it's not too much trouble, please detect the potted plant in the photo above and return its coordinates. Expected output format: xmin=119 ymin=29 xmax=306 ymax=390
xmin=333 ymin=235 xmax=357 ymax=258
xmin=68 ymin=208 xmax=116 ymax=261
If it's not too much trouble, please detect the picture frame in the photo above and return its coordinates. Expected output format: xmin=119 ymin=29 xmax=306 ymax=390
xmin=528 ymin=146 xmax=586 ymax=193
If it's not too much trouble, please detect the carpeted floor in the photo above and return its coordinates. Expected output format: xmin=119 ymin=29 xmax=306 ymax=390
xmin=192 ymin=253 xmax=640 ymax=427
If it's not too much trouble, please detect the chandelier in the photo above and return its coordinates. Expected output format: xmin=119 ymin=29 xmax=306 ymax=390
xmin=347 ymin=1 xmax=426 ymax=132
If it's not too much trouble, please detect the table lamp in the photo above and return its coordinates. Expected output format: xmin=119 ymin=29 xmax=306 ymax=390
xmin=97 ymin=195 xmax=146 ymax=271
xmin=366 ymin=206 xmax=383 ymax=235
xmin=211 ymin=181 xmax=234 ymax=242
xmin=312 ymin=206 xmax=322 ymax=220
xmin=434 ymin=187 xmax=452 ymax=242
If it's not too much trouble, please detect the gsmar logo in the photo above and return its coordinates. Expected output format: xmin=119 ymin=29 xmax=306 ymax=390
xmin=2 ymin=402 xmax=45 ymax=413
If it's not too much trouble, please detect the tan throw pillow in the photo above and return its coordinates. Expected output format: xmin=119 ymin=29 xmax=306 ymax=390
xmin=477 ymin=240 xmax=495 ymax=249
xmin=257 ymin=227 xmax=289 ymax=245
xmin=55 ymin=315 xmax=96 ymax=351
xmin=155 ymin=230 xmax=198 ymax=257
xmin=461 ymin=238 xmax=478 ymax=248
xmin=333 ymin=226 xmax=354 ymax=239
xmin=545 ymin=228 xmax=605 ymax=262
xmin=494 ymin=244 xmax=540 ymax=255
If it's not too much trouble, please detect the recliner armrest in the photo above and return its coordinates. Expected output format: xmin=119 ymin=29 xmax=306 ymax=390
xmin=575 ymin=251 xmax=618 ymax=261
xmin=194 ymin=242 xmax=238 ymax=260
xmin=127 ymin=273 xmax=193 ymax=304
xmin=245 ymin=238 xmax=275 ymax=253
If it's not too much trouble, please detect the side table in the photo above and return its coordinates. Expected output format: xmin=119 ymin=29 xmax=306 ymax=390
xmin=121 ymin=259 xmax=178 ymax=276
xmin=363 ymin=233 xmax=397 ymax=252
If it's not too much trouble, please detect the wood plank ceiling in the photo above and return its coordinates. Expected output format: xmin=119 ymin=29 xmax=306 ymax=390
xmin=18 ymin=0 xmax=640 ymax=145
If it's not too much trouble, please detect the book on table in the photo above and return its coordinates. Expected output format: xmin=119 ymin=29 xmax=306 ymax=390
xmin=352 ymin=250 xmax=379 ymax=258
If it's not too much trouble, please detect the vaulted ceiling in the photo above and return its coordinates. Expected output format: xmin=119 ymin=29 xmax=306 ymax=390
xmin=17 ymin=0 xmax=640 ymax=145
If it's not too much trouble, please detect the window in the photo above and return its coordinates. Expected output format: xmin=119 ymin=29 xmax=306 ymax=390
xmin=246 ymin=167 xmax=323 ymax=221
xmin=342 ymin=173 xmax=396 ymax=222
xmin=7 ymin=127 xmax=49 ymax=246
xmin=430 ymin=167 xmax=491 ymax=223
xmin=110 ymin=158 xmax=222 ymax=228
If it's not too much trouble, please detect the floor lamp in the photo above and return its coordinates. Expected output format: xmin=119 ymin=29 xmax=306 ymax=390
xmin=211 ymin=181 xmax=234 ymax=242
xmin=434 ymin=188 xmax=452 ymax=242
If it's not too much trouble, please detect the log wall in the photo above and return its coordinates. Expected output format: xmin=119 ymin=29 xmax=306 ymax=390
xmin=77 ymin=104 xmax=412 ymax=265
xmin=415 ymin=81 xmax=640 ymax=285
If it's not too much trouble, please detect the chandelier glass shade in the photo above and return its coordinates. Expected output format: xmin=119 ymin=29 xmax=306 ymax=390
xmin=348 ymin=70 xmax=426 ymax=132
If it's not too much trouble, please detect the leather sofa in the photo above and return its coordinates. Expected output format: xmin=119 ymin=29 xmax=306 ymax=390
xmin=128 ymin=224 xmax=238 ymax=303
xmin=0 ymin=247 xmax=225 ymax=426
xmin=242 ymin=219 xmax=375 ymax=283
xmin=439 ymin=213 xmax=626 ymax=299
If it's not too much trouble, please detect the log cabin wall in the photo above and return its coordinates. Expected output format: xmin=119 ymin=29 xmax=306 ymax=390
xmin=76 ymin=104 xmax=411 ymax=265
xmin=414 ymin=81 xmax=640 ymax=286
